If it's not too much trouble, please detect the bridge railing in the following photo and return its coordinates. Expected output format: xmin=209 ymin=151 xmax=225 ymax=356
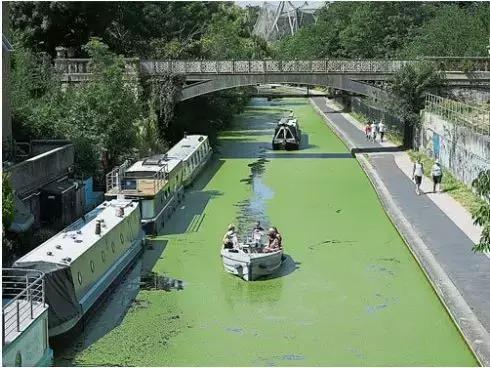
xmin=54 ymin=58 xmax=140 ymax=76
xmin=140 ymin=59 xmax=413 ymax=74
xmin=54 ymin=57 xmax=489 ymax=77
xmin=425 ymin=94 xmax=490 ymax=136
xmin=419 ymin=56 xmax=489 ymax=73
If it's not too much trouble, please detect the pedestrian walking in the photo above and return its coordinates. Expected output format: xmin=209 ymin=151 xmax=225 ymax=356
xmin=431 ymin=159 xmax=443 ymax=193
xmin=370 ymin=122 xmax=377 ymax=142
xmin=364 ymin=122 xmax=371 ymax=141
xmin=378 ymin=120 xmax=386 ymax=142
xmin=412 ymin=158 xmax=424 ymax=195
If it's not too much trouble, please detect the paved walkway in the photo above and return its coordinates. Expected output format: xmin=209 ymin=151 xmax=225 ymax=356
xmin=310 ymin=97 xmax=490 ymax=334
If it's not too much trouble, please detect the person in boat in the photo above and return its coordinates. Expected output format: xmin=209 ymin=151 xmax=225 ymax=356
xmin=264 ymin=227 xmax=282 ymax=252
xmin=252 ymin=221 xmax=264 ymax=246
xmin=288 ymin=110 xmax=294 ymax=118
xmin=223 ymin=224 xmax=237 ymax=249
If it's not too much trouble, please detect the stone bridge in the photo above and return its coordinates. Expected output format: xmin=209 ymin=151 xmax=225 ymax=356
xmin=54 ymin=50 xmax=490 ymax=101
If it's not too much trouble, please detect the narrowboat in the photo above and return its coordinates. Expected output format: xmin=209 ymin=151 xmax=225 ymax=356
xmin=13 ymin=199 xmax=144 ymax=337
xmin=272 ymin=117 xmax=302 ymax=150
xmin=105 ymin=154 xmax=184 ymax=235
xmin=166 ymin=134 xmax=212 ymax=187
xmin=105 ymin=134 xmax=212 ymax=234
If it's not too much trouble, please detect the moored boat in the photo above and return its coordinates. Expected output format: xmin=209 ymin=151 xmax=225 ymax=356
xmin=2 ymin=268 xmax=53 ymax=366
xmin=105 ymin=155 xmax=184 ymax=235
xmin=105 ymin=134 xmax=211 ymax=234
xmin=13 ymin=199 xmax=144 ymax=337
xmin=166 ymin=134 xmax=212 ymax=187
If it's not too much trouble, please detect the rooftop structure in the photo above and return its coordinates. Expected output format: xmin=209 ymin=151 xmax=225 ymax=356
xmin=14 ymin=199 xmax=139 ymax=269
xmin=166 ymin=135 xmax=209 ymax=161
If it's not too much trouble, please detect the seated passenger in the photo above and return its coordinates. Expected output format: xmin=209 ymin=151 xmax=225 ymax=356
xmin=223 ymin=224 xmax=237 ymax=249
xmin=252 ymin=221 xmax=264 ymax=245
xmin=264 ymin=227 xmax=282 ymax=252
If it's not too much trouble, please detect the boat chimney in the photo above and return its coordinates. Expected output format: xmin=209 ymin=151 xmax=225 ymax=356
xmin=183 ymin=131 xmax=187 ymax=139
xmin=95 ymin=220 xmax=102 ymax=235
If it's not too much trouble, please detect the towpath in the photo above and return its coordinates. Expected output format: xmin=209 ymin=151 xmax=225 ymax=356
xmin=310 ymin=96 xmax=490 ymax=362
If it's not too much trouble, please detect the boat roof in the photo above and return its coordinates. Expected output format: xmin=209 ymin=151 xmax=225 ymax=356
xmin=14 ymin=199 xmax=139 ymax=268
xmin=126 ymin=155 xmax=182 ymax=174
xmin=166 ymin=135 xmax=208 ymax=161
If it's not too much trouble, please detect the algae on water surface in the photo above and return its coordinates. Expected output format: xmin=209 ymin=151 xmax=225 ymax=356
xmin=73 ymin=98 xmax=477 ymax=366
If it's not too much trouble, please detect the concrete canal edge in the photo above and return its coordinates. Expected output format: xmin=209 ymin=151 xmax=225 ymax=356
xmin=310 ymin=98 xmax=490 ymax=366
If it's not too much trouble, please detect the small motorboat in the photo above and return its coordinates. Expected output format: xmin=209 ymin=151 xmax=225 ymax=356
xmin=272 ymin=117 xmax=301 ymax=150
xmin=221 ymin=232 xmax=283 ymax=281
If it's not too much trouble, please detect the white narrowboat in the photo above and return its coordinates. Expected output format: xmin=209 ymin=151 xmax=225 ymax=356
xmin=106 ymin=155 xmax=184 ymax=235
xmin=2 ymin=269 xmax=53 ymax=366
xmin=166 ymin=134 xmax=212 ymax=187
xmin=13 ymin=199 xmax=144 ymax=337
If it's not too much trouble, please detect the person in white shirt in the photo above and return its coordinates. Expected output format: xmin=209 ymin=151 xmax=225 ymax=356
xmin=370 ymin=122 xmax=377 ymax=142
xmin=412 ymin=158 xmax=424 ymax=195
xmin=378 ymin=120 xmax=386 ymax=142
xmin=431 ymin=160 xmax=443 ymax=193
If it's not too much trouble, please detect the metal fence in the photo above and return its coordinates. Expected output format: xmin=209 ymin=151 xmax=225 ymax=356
xmin=54 ymin=57 xmax=490 ymax=76
xmin=2 ymin=268 xmax=45 ymax=345
xmin=424 ymin=94 xmax=490 ymax=136
xmin=139 ymin=59 xmax=412 ymax=74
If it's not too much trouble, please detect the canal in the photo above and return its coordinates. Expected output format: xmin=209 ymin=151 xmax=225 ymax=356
xmin=57 ymin=97 xmax=477 ymax=366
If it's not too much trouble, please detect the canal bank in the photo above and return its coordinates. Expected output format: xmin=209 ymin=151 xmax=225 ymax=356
xmin=67 ymin=98 xmax=477 ymax=366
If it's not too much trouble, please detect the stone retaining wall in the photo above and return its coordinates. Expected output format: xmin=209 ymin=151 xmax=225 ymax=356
xmin=420 ymin=111 xmax=490 ymax=186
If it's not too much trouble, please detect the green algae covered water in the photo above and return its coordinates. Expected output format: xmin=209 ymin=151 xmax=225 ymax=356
xmin=70 ymin=98 xmax=477 ymax=366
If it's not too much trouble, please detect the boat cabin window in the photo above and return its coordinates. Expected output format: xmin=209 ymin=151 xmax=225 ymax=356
xmin=90 ymin=260 xmax=95 ymax=273
xmin=101 ymin=250 xmax=106 ymax=263
xmin=111 ymin=241 xmax=116 ymax=253
xmin=77 ymin=271 xmax=83 ymax=285
xmin=120 ymin=233 xmax=125 ymax=245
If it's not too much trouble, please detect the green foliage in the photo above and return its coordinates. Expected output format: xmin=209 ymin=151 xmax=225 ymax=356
xmin=388 ymin=62 xmax=446 ymax=147
xmin=200 ymin=4 xmax=270 ymax=59
xmin=275 ymin=2 xmax=436 ymax=59
xmin=471 ymin=170 xmax=490 ymax=253
xmin=274 ymin=2 xmax=489 ymax=59
xmin=10 ymin=37 xmax=143 ymax=176
xmin=404 ymin=4 xmax=490 ymax=57
xmin=150 ymin=73 xmax=185 ymax=132
xmin=2 ymin=173 xmax=15 ymax=231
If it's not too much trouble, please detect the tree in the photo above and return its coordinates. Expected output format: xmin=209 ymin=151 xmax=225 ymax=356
xmin=63 ymin=38 xmax=142 ymax=172
xmin=388 ymin=62 xmax=446 ymax=148
xmin=471 ymin=170 xmax=490 ymax=253
xmin=404 ymin=4 xmax=490 ymax=57
xmin=274 ymin=2 xmax=436 ymax=59
xmin=2 ymin=173 xmax=15 ymax=231
xmin=10 ymin=37 xmax=144 ymax=176
xmin=200 ymin=3 xmax=270 ymax=59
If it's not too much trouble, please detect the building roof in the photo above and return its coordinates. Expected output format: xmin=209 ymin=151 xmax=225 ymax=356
xmin=14 ymin=199 xmax=139 ymax=268
xmin=166 ymin=135 xmax=209 ymax=161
